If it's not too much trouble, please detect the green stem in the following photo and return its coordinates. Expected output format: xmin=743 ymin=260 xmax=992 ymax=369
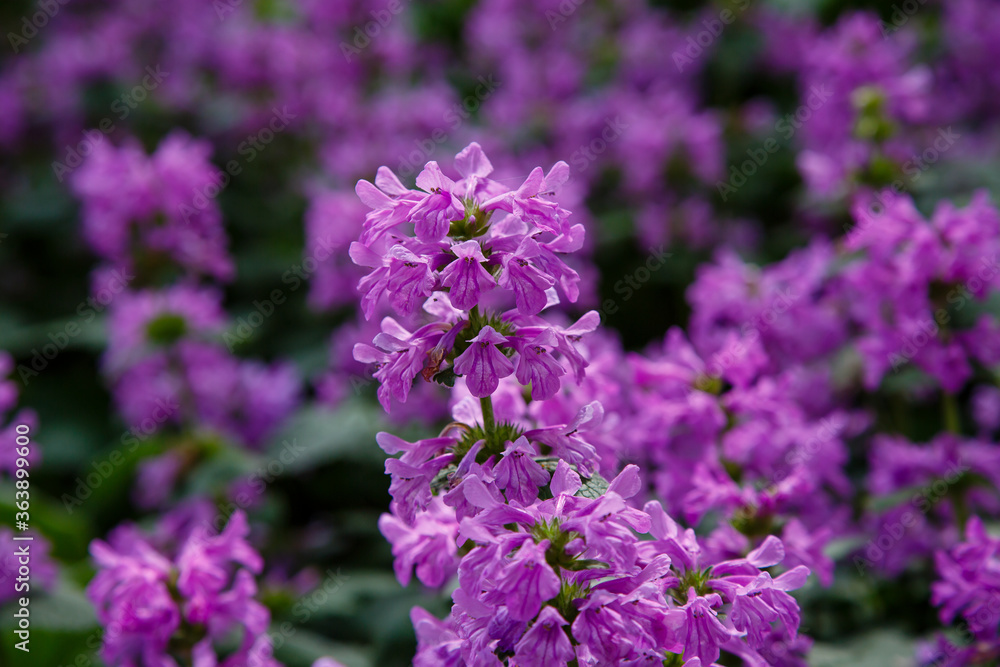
xmin=481 ymin=395 xmax=496 ymax=445
xmin=952 ymin=490 xmax=970 ymax=535
xmin=943 ymin=392 xmax=961 ymax=435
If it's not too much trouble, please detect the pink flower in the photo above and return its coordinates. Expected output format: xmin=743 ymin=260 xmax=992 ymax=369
xmin=513 ymin=606 xmax=575 ymax=667
xmin=453 ymin=326 xmax=515 ymax=397
xmin=514 ymin=330 xmax=566 ymax=401
xmin=440 ymin=240 xmax=495 ymax=310
xmin=493 ymin=436 xmax=549 ymax=505
xmin=497 ymin=238 xmax=556 ymax=316
xmin=496 ymin=538 xmax=561 ymax=621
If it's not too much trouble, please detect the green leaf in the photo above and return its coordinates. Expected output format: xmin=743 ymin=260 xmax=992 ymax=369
xmin=264 ymin=401 xmax=388 ymax=471
xmin=577 ymin=472 xmax=610 ymax=500
xmin=808 ymin=629 xmax=918 ymax=666
xmin=562 ymin=558 xmax=609 ymax=572
xmin=272 ymin=627 xmax=373 ymax=667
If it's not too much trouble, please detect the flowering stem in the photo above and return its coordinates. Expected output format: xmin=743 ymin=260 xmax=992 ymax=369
xmin=481 ymin=395 xmax=497 ymax=445
xmin=943 ymin=392 xmax=961 ymax=434
xmin=952 ymin=491 xmax=970 ymax=535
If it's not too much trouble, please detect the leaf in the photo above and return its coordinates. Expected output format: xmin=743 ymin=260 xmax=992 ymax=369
xmin=17 ymin=579 xmax=97 ymax=631
xmin=808 ymin=629 xmax=919 ymax=667
xmin=562 ymin=558 xmax=609 ymax=572
xmin=577 ymin=472 xmax=609 ymax=500
xmin=264 ymin=401 xmax=388 ymax=471
xmin=431 ymin=368 xmax=457 ymax=388
xmin=272 ymin=627 xmax=373 ymax=667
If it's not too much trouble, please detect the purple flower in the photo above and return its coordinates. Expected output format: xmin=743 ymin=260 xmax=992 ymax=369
xmin=497 ymin=238 xmax=556 ymax=316
xmin=932 ymin=517 xmax=1000 ymax=638
xmin=305 ymin=189 xmax=367 ymax=311
xmin=312 ymin=659 xmax=348 ymax=667
xmin=453 ymin=142 xmax=495 ymax=199
xmin=88 ymin=536 xmax=179 ymax=665
xmin=179 ymin=343 xmax=301 ymax=447
xmin=87 ymin=509 xmax=273 ymax=666
xmin=410 ymin=162 xmax=464 ymax=242
xmin=104 ymin=285 xmax=226 ymax=372
xmin=176 ymin=511 xmax=264 ymax=624
xmin=411 ymin=607 xmax=464 ymax=667
xmin=134 ymin=451 xmax=186 ymax=509
xmin=493 ymin=436 xmax=549 ymax=505
xmin=731 ymin=567 xmax=810 ymax=649
xmin=667 ymin=592 xmax=742 ymax=665
xmin=355 ymin=318 xmax=452 ymax=411
xmin=496 ymin=538 xmax=561 ymax=621
xmin=482 ymin=164 xmax=572 ymax=236
xmin=571 ymin=591 xmax=640 ymax=664
xmin=379 ymin=497 xmax=459 ymax=587
xmin=70 ymin=132 xmax=233 ymax=281
xmin=513 ymin=606 xmax=575 ymax=667
xmin=514 ymin=330 xmax=566 ymax=401
xmin=440 ymin=240 xmax=495 ymax=310
xmin=386 ymin=246 xmax=436 ymax=316
xmin=386 ymin=453 xmax=455 ymax=524
xmin=453 ymin=326 xmax=515 ymax=397
xmin=972 ymin=385 xmax=1000 ymax=433
xmin=356 ymin=167 xmax=421 ymax=245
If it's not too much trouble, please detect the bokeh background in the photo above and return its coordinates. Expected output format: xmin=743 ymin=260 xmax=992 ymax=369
xmin=1 ymin=0 xmax=999 ymax=665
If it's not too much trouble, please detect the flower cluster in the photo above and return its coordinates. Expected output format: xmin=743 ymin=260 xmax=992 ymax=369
xmin=10 ymin=0 xmax=1000 ymax=663
xmin=842 ymin=190 xmax=1000 ymax=392
xmin=87 ymin=510 xmax=278 ymax=667
xmin=354 ymin=145 xmax=810 ymax=665
xmin=859 ymin=433 xmax=1000 ymax=576
xmin=105 ymin=285 xmax=299 ymax=450
xmin=351 ymin=142 xmax=590 ymax=411
xmin=355 ymin=160 xmax=1000 ymax=663
xmin=789 ymin=12 xmax=933 ymax=196
xmin=920 ymin=518 xmax=1000 ymax=665
xmin=67 ymin=136 xmax=302 ymax=510
xmin=70 ymin=131 xmax=233 ymax=284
